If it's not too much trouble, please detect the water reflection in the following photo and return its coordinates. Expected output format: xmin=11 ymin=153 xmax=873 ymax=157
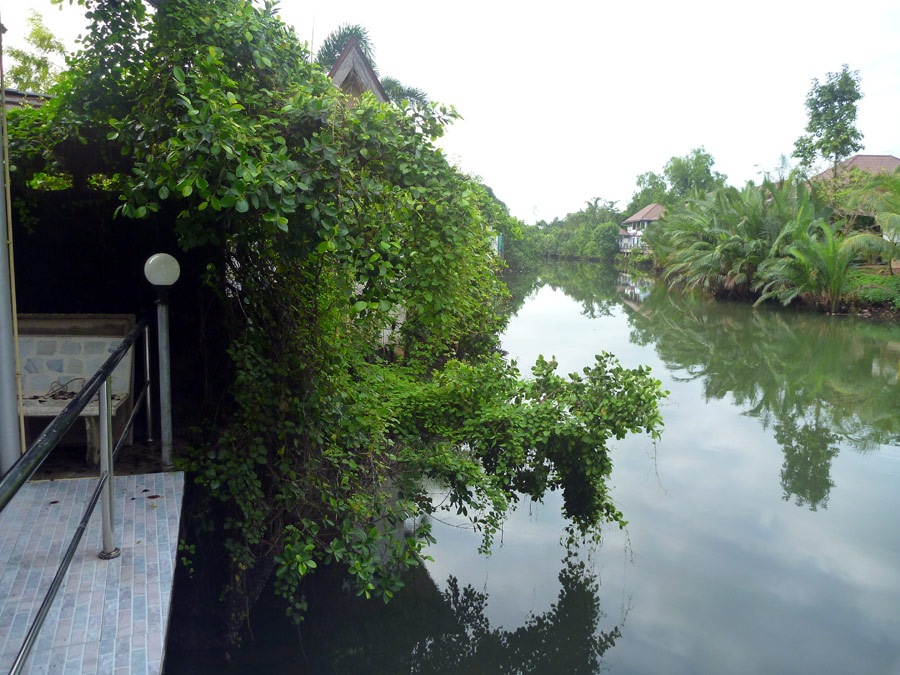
xmin=505 ymin=265 xmax=900 ymax=511
xmin=505 ymin=262 xmax=619 ymax=319
xmin=498 ymin=266 xmax=900 ymax=672
xmin=289 ymin=552 xmax=617 ymax=674
xmin=622 ymin=290 xmax=900 ymax=508
xmin=406 ymin=554 xmax=619 ymax=674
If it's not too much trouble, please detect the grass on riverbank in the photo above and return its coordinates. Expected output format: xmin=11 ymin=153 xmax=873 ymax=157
xmin=847 ymin=267 xmax=900 ymax=313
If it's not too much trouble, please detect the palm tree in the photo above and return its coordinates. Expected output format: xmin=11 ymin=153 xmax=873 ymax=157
xmin=659 ymin=175 xmax=822 ymax=298
xmin=844 ymin=171 xmax=900 ymax=274
xmin=314 ymin=24 xmax=377 ymax=72
xmin=754 ymin=220 xmax=892 ymax=313
xmin=380 ymin=76 xmax=429 ymax=107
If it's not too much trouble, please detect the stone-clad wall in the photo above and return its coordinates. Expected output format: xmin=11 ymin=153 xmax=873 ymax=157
xmin=18 ymin=336 xmax=133 ymax=397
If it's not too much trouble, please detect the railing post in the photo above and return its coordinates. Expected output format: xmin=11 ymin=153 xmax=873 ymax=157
xmin=144 ymin=323 xmax=155 ymax=444
xmin=98 ymin=379 xmax=120 ymax=560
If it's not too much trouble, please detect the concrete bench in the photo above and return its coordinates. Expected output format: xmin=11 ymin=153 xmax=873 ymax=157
xmin=17 ymin=314 xmax=136 ymax=466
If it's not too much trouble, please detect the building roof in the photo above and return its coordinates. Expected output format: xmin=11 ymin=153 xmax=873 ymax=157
xmin=623 ymin=203 xmax=665 ymax=224
xmin=3 ymin=88 xmax=51 ymax=109
xmin=328 ymin=37 xmax=388 ymax=104
xmin=814 ymin=154 xmax=900 ymax=181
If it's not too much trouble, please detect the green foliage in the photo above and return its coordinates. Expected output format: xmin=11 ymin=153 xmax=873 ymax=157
xmin=380 ymin=76 xmax=429 ymax=106
xmin=792 ymin=64 xmax=864 ymax=174
xmin=502 ymin=223 xmax=543 ymax=270
xmin=314 ymin=23 xmax=376 ymax=71
xmin=657 ymin=174 xmax=827 ymax=298
xmin=12 ymin=0 xmax=665 ymax=644
xmin=536 ymin=198 xmax=623 ymax=262
xmin=847 ymin=271 xmax=900 ymax=309
xmin=653 ymin=170 xmax=895 ymax=313
xmin=755 ymin=220 xmax=892 ymax=313
xmin=4 ymin=10 xmax=67 ymax=93
xmin=844 ymin=169 xmax=900 ymax=256
xmin=624 ymin=147 xmax=727 ymax=215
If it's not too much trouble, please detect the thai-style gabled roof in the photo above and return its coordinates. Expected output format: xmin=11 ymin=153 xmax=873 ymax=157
xmin=623 ymin=203 xmax=665 ymax=224
xmin=328 ymin=37 xmax=388 ymax=103
xmin=814 ymin=154 xmax=900 ymax=181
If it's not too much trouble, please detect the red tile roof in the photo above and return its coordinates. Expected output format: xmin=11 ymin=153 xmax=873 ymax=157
xmin=623 ymin=203 xmax=665 ymax=224
xmin=814 ymin=154 xmax=900 ymax=180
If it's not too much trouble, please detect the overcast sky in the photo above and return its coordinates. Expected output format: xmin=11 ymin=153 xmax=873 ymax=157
xmin=3 ymin=0 xmax=900 ymax=223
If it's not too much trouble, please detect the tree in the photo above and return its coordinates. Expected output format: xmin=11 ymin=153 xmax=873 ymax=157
xmin=4 ymin=10 xmax=67 ymax=92
xmin=10 ymin=0 xmax=665 ymax=644
xmin=755 ymin=220 xmax=891 ymax=313
xmin=625 ymin=147 xmax=727 ymax=215
xmin=845 ymin=171 xmax=900 ymax=272
xmin=656 ymin=174 xmax=828 ymax=298
xmin=314 ymin=23 xmax=375 ymax=69
xmin=625 ymin=171 xmax=668 ymax=215
xmin=792 ymin=65 xmax=864 ymax=175
xmin=664 ymin=147 xmax=728 ymax=199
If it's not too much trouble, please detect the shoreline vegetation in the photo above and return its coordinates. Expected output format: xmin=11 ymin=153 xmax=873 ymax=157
xmin=503 ymin=169 xmax=900 ymax=321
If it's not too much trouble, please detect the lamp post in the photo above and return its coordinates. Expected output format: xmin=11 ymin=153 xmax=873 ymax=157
xmin=144 ymin=253 xmax=180 ymax=470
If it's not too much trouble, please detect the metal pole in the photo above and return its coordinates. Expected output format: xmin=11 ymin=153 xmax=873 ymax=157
xmin=98 ymin=379 xmax=120 ymax=559
xmin=0 ymin=132 xmax=22 ymax=475
xmin=157 ymin=295 xmax=173 ymax=470
xmin=143 ymin=324 xmax=155 ymax=444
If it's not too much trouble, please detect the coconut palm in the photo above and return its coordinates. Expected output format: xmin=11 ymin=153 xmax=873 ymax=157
xmin=844 ymin=170 xmax=900 ymax=273
xmin=380 ymin=76 xmax=429 ymax=107
xmin=754 ymin=220 xmax=893 ymax=313
xmin=314 ymin=24 xmax=377 ymax=72
xmin=659 ymin=175 xmax=825 ymax=298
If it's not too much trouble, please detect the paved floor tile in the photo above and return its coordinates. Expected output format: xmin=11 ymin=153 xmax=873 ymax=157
xmin=0 ymin=472 xmax=184 ymax=674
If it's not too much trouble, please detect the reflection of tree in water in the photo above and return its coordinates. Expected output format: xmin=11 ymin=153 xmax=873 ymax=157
xmin=502 ymin=267 xmax=543 ymax=317
xmin=621 ymin=285 xmax=900 ymax=510
xmin=409 ymin=555 xmax=619 ymax=674
xmin=299 ymin=552 xmax=619 ymax=674
xmin=774 ymin=414 xmax=839 ymax=510
xmin=503 ymin=262 xmax=620 ymax=320
xmin=540 ymin=262 xmax=620 ymax=319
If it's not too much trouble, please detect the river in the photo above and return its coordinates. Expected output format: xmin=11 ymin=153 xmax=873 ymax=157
xmin=167 ymin=262 xmax=900 ymax=674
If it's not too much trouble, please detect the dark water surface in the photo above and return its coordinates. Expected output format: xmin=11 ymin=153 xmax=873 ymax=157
xmin=168 ymin=264 xmax=900 ymax=674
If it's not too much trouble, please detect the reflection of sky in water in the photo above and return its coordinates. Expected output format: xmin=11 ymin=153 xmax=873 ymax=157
xmin=425 ymin=285 xmax=900 ymax=674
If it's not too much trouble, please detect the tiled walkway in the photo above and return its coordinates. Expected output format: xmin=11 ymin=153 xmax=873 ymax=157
xmin=0 ymin=472 xmax=184 ymax=674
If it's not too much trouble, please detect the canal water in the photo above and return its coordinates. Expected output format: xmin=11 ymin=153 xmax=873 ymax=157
xmin=167 ymin=263 xmax=900 ymax=674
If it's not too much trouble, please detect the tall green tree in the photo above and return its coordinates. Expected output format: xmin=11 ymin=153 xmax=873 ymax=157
xmin=4 ymin=10 xmax=67 ymax=92
xmin=792 ymin=64 xmax=864 ymax=175
xmin=665 ymin=147 xmax=728 ymax=199
xmin=626 ymin=171 xmax=668 ymax=215
xmin=314 ymin=23 xmax=376 ymax=71
xmin=625 ymin=147 xmax=727 ymax=215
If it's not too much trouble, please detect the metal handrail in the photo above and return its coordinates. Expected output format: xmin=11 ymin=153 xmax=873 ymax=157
xmin=0 ymin=318 xmax=152 ymax=675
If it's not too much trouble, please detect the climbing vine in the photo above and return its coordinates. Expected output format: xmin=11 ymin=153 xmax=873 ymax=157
xmin=11 ymin=0 xmax=666 ymax=645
